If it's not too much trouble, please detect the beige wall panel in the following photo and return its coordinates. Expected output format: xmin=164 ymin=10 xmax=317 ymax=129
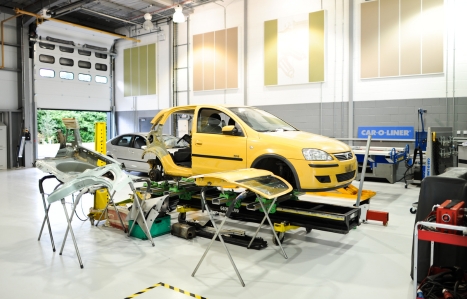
xmin=361 ymin=1 xmax=379 ymax=78
xmin=193 ymin=34 xmax=203 ymax=92
xmin=308 ymin=10 xmax=325 ymax=82
xmin=401 ymin=0 xmax=421 ymax=75
xmin=130 ymin=47 xmax=139 ymax=96
xmin=214 ymin=30 xmax=226 ymax=90
xmin=226 ymin=27 xmax=238 ymax=89
xmin=203 ymin=32 xmax=215 ymax=90
xmin=123 ymin=48 xmax=131 ymax=97
xmin=148 ymin=44 xmax=156 ymax=95
xmin=139 ymin=46 xmax=148 ymax=96
xmin=264 ymin=20 xmax=278 ymax=85
xmin=380 ymin=0 xmax=399 ymax=77
xmin=422 ymin=0 xmax=444 ymax=74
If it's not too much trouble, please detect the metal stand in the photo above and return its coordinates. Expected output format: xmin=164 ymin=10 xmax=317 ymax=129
xmin=192 ymin=188 xmax=246 ymax=287
xmin=127 ymin=179 xmax=154 ymax=246
xmin=247 ymin=196 xmax=287 ymax=259
xmin=95 ymin=190 xmax=127 ymax=233
xmin=59 ymin=188 xmax=88 ymax=269
xmin=38 ymin=175 xmax=60 ymax=252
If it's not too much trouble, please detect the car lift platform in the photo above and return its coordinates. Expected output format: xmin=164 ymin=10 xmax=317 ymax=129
xmin=138 ymin=184 xmax=361 ymax=236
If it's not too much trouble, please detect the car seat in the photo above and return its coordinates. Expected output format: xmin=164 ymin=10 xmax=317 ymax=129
xmin=134 ymin=138 xmax=146 ymax=149
xmin=203 ymin=113 xmax=222 ymax=134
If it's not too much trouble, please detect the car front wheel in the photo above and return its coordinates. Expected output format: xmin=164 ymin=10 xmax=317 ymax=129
xmin=148 ymin=159 xmax=164 ymax=182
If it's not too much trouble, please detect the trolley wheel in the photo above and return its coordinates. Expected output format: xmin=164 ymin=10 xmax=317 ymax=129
xmin=272 ymin=232 xmax=285 ymax=246
xmin=405 ymin=184 xmax=408 ymax=189
xmin=410 ymin=208 xmax=417 ymax=214
xmin=305 ymin=227 xmax=312 ymax=234
xmin=178 ymin=212 xmax=186 ymax=223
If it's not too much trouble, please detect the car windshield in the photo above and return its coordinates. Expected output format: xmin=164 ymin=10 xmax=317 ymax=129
xmin=236 ymin=175 xmax=290 ymax=197
xmin=228 ymin=107 xmax=297 ymax=132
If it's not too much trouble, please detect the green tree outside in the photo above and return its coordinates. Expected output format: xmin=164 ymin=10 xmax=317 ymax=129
xmin=37 ymin=110 xmax=107 ymax=143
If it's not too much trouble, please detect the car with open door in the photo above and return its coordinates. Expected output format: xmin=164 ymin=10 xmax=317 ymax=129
xmin=106 ymin=133 xmax=189 ymax=174
xmin=143 ymin=105 xmax=357 ymax=192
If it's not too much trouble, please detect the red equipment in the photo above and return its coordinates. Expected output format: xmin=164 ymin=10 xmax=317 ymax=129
xmin=436 ymin=200 xmax=465 ymax=234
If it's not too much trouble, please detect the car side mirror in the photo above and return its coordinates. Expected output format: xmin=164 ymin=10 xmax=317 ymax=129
xmin=141 ymin=145 xmax=147 ymax=150
xmin=222 ymin=125 xmax=238 ymax=136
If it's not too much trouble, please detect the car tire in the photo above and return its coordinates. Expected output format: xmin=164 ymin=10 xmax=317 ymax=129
xmin=149 ymin=159 xmax=164 ymax=182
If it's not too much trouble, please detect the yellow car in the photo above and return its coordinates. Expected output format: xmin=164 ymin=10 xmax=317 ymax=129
xmin=143 ymin=105 xmax=356 ymax=192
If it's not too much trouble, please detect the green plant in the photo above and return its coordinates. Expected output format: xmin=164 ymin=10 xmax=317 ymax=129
xmin=37 ymin=110 xmax=107 ymax=143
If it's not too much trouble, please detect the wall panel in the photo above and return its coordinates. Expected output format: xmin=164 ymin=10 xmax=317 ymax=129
xmin=422 ymin=0 xmax=444 ymax=74
xmin=379 ymin=0 xmax=399 ymax=77
xmin=203 ymin=32 xmax=215 ymax=90
xmin=130 ymin=47 xmax=140 ymax=96
xmin=123 ymin=44 xmax=157 ymax=97
xmin=139 ymin=46 xmax=148 ymax=96
xmin=123 ymin=49 xmax=132 ymax=97
xmin=214 ymin=30 xmax=226 ymax=89
xmin=308 ymin=10 xmax=325 ymax=82
xmin=193 ymin=27 xmax=238 ymax=91
xmin=193 ymin=34 xmax=204 ymax=91
xmin=148 ymin=44 xmax=156 ymax=94
xmin=264 ymin=20 xmax=278 ymax=86
xmin=361 ymin=1 xmax=379 ymax=78
xmin=401 ymin=0 xmax=421 ymax=75
xmin=226 ymin=27 xmax=238 ymax=89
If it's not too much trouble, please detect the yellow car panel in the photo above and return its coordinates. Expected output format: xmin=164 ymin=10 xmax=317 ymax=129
xmin=190 ymin=168 xmax=293 ymax=199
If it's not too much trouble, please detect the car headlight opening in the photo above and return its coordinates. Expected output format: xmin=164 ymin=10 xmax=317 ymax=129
xmin=302 ymin=149 xmax=333 ymax=161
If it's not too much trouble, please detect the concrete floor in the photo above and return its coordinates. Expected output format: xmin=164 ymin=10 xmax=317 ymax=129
xmin=0 ymin=168 xmax=419 ymax=299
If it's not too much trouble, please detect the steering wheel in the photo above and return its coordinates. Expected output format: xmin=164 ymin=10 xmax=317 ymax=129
xmin=177 ymin=134 xmax=191 ymax=146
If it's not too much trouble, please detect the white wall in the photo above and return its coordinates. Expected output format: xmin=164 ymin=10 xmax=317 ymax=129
xmin=113 ymin=0 xmax=467 ymax=112
xmin=0 ymin=12 xmax=19 ymax=110
xmin=114 ymin=24 xmax=171 ymax=112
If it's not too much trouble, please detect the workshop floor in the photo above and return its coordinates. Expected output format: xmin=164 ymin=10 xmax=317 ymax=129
xmin=0 ymin=168 xmax=419 ymax=299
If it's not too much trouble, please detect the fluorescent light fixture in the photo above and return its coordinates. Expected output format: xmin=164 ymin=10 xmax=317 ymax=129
xmin=143 ymin=13 xmax=154 ymax=30
xmin=173 ymin=5 xmax=185 ymax=23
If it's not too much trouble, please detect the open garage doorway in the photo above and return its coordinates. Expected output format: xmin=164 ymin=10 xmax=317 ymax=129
xmin=37 ymin=109 xmax=108 ymax=159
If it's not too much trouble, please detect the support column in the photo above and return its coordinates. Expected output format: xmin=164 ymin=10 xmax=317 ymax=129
xmin=21 ymin=22 xmax=34 ymax=166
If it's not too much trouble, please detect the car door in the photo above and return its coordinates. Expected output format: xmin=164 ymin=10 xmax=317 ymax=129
xmin=192 ymin=108 xmax=247 ymax=175
xmin=112 ymin=135 xmax=134 ymax=168
xmin=127 ymin=135 xmax=150 ymax=172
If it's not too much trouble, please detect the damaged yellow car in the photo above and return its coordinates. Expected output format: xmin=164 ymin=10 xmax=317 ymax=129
xmin=142 ymin=105 xmax=356 ymax=192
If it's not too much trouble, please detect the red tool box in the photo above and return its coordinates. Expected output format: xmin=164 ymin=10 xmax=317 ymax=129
xmin=436 ymin=200 xmax=465 ymax=234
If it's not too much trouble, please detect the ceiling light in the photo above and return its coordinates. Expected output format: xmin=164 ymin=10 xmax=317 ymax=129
xmin=173 ymin=5 xmax=185 ymax=23
xmin=143 ymin=13 xmax=154 ymax=30
xmin=39 ymin=8 xmax=51 ymax=19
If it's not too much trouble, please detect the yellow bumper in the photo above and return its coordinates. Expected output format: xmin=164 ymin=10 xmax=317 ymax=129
xmin=290 ymin=158 xmax=357 ymax=191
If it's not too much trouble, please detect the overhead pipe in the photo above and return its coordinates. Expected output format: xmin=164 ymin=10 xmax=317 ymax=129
xmin=1 ymin=14 xmax=21 ymax=69
xmin=14 ymin=8 xmax=140 ymax=42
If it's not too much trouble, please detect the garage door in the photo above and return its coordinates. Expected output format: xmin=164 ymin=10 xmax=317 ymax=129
xmin=34 ymin=35 xmax=112 ymax=112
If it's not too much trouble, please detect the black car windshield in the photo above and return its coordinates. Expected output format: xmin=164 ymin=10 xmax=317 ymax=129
xmin=228 ymin=107 xmax=297 ymax=132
